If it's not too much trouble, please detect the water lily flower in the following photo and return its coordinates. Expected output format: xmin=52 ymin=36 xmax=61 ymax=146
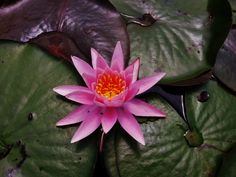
xmin=53 ymin=41 xmax=166 ymax=145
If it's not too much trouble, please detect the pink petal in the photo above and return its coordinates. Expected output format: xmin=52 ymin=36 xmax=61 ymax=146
xmin=56 ymin=105 xmax=91 ymax=126
xmin=93 ymin=94 xmax=106 ymax=107
xmin=91 ymin=48 xmax=108 ymax=70
xmin=101 ymin=108 xmax=117 ymax=133
xmin=71 ymin=108 xmax=101 ymax=143
xmin=82 ymin=73 xmax=96 ymax=89
xmin=125 ymin=86 xmax=139 ymax=101
xmin=111 ymin=41 xmax=124 ymax=71
xmin=66 ymin=91 xmax=94 ymax=105
xmin=118 ymin=109 xmax=145 ymax=145
xmin=131 ymin=58 xmax=140 ymax=83
xmin=124 ymin=58 xmax=140 ymax=84
xmin=124 ymin=98 xmax=166 ymax=117
xmin=124 ymin=73 xmax=133 ymax=87
xmin=94 ymin=98 xmax=106 ymax=107
xmin=104 ymin=99 xmax=124 ymax=107
xmin=53 ymin=85 xmax=91 ymax=96
xmin=103 ymin=89 xmax=127 ymax=107
xmin=133 ymin=72 xmax=166 ymax=95
xmin=71 ymin=56 xmax=96 ymax=86
xmin=93 ymin=87 xmax=127 ymax=107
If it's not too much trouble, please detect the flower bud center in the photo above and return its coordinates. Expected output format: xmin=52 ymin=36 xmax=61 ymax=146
xmin=95 ymin=72 xmax=126 ymax=100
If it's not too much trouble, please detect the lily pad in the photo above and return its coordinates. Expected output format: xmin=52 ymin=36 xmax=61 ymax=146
xmin=229 ymin=0 xmax=236 ymax=10
xmin=214 ymin=29 xmax=236 ymax=92
xmin=103 ymin=80 xmax=236 ymax=177
xmin=0 ymin=0 xmax=129 ymax=63
xmin=184 ymin=80 xmax=236 ymax=152
xmin=0 ymin=42 xmax=98 ymax=177
xmin=109 ymin=0 xmax=231 ymax=84
xmin=234 ymin=14 xmax=236 ymax=24
xmin=217 ymin=145 xmax=236 ymax=177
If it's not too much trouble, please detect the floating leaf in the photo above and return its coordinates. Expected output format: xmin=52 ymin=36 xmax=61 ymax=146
xmin=0 ymin=42 xmax=97 ymax=177
xmin=214 ymin=29 xmax=236 ymax=92
xmin=228 ymin=0 xmax=236 ymax=10
xmin=103 ymin=80 xmax=236 ymax=177
xmin=217 ymin=145 xmax=236 ymax=177
xmin=184 ymin=80 xmax=236 ymax=152
xmin=109 ymin=0 xmax=231 ymax=84
xmin=0 ymin=0 xmax=129 ymax=63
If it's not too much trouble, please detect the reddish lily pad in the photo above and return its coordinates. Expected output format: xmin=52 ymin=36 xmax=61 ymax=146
xmin=103 ymin=80 xmax=236 ymax=177
xmin=109 ymin=0 xmax=231 ymax=84
xmin=0 ymin=41 xmax=98 ymax=177
xmin=213 ymin=29 xmax=236 ymax=92
xmin=0 ymin=0 xmax=129 ymax=63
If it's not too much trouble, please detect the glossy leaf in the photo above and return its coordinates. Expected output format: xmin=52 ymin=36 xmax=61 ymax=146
xmin=103 ymin=80 xmax=236 ymax=177
xmin=0 ymin=0 xmax=129 ymax=63
xmin=0 ymin=42 xmax=98 ymax=177
xmin=184 ymin=80 xmax=236 ymax=152
xmin=109 ymin=0 xmax=231 ymax=84
xmin=214 ymin=29 xmax=236 ymax=92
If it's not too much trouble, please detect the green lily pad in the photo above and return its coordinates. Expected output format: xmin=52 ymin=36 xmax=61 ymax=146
xmin=109 ymin=0 xmax=232 ymax=84
xmin=103 ymin=80 xmax=236 ymax=177
xmin=229 ymin=0 xmax=236 ymax=10
xmin=0 ymin=42 xmax=98 ymax=177
xmin=217 ymin=145 xmax=236 ymax=177
xmin=184 ymin=80 xmax=236 ymax=152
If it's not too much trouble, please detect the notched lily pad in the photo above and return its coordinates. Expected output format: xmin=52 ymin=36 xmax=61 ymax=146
xmin=109 ymin=0 xmax=232 ymax=84
xmin=0 ymin=41 xmax=98 ymax=177
xmin=185 ymin=80 xmax=236 ymax=152
xmin=0 ymin=0 xmax=129 ymax=63
xmin=103 ymin=79 xmax=236 ymax=177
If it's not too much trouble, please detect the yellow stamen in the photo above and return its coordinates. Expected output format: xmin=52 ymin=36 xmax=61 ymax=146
xmin=95 ymin=72 xmax=126 ymax=100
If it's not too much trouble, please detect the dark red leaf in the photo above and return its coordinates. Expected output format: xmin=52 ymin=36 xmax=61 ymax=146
xmin=214 ymin=29 xmax=236 ymax=92
xmin=0 ymin=0 xmax=129 ymax=64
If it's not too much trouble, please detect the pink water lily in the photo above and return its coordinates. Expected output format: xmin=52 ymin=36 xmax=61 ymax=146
xmin=53 ymin=41 xmax=166 ymax=145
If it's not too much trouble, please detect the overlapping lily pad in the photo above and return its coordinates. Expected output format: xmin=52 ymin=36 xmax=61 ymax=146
xmin=103 ymin=80 xmax=236 ymax=177
xmin=217 ymin=145 xmax=236 ymax=177
xmin=0 ymin=42 xmax=98 ymax=177
xmin=214 ymin=29 xmax=236 ymax=92
xmin=109 ymin=0 xmax=231 ymax=84
xmin=0 ymin=0 xmax=129 ymax=63
xmin=229 ymin=0 xmax=236 ymax=10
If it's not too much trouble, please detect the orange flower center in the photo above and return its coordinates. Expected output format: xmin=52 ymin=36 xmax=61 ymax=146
xmin=95 ymin=72 xmax=126 ymax=100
